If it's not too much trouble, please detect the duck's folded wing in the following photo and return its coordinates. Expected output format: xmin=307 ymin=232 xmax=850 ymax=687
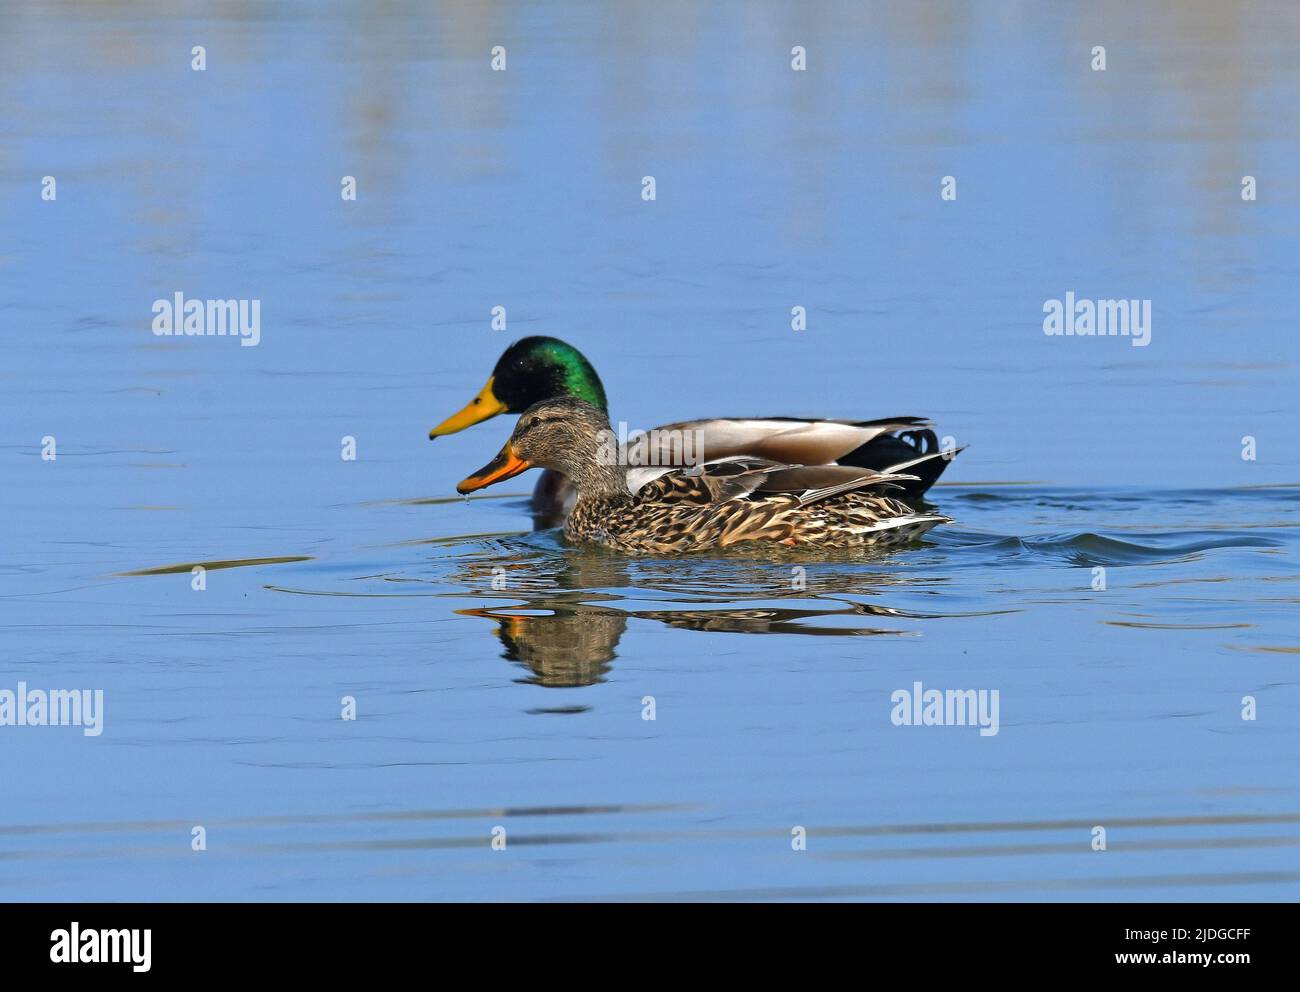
xmin=626 ymin=454 xmax=779 ymax=496
xmin=650 ymin=417 xmax=932 ymax=467
xmin=631 ymin=456 xmax=787 ymax=504
xmin=642 ymin=459 xmax=917 ymax=506
xmin=749 ymin=464 xmax=920 ymax=505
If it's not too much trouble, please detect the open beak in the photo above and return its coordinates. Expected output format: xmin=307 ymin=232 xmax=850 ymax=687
xmin=428 ymin=377 xmax=507 ymax=439
xmin=456 ymin=442 xmax=532 ymax=494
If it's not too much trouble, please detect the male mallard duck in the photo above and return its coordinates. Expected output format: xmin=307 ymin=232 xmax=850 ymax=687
xmin=429 ymin=336 xmax=957 ymax=526
xmin=456 ymin=398 xmax=950 ymax=553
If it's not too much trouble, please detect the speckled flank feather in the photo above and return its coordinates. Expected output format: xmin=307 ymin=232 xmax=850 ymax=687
xmin=566 ymin=466 xmax=948 ymax=554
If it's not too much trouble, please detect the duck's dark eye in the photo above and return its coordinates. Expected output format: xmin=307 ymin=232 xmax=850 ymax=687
xmin=527 ymin=416 xmax=541 ymax=429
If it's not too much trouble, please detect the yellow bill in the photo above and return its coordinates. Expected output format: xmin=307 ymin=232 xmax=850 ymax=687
xmin=429 ymin=377 xmax=507 ymax=439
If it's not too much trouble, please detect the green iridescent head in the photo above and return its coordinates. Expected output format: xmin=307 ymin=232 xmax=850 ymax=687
xmin=429 ymin=336 xmax=608 ymax=439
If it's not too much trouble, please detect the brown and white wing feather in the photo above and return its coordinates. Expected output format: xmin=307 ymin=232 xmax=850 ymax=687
xmin=750 ymin=464 xmax=919 ymax=505
xmin=650 ymin=417 xmax=932 ymax=467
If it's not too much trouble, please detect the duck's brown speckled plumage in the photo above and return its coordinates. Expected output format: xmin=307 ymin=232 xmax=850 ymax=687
xmin=565 ymin=485 xmax=941 ymax=554
xmin=458 ymin=398 xmax=950 ymax=555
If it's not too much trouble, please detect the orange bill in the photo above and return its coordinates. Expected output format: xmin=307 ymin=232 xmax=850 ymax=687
xmin=457 ymin=443 xmax=532 ymax=494
xmin=429 ymin=377 xmax=507 ymax=439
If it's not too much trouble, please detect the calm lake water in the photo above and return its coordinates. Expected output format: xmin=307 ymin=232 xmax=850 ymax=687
xmin=2 ymin=1 xmax=1298 ymax=901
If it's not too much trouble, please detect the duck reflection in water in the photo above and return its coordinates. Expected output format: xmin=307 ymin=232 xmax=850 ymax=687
xmin=453 ymin=546 xmax=940 ymax=689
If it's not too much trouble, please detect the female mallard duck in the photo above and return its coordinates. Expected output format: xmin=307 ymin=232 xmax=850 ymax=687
xmin=429 ymin=336 xmax=958 ymax=526
xmin=456 ymin=398 xmax=950 ymax=553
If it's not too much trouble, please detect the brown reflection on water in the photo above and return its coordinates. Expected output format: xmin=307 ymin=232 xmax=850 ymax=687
xmin=451 ymin=548 xmax=949 ymax=688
